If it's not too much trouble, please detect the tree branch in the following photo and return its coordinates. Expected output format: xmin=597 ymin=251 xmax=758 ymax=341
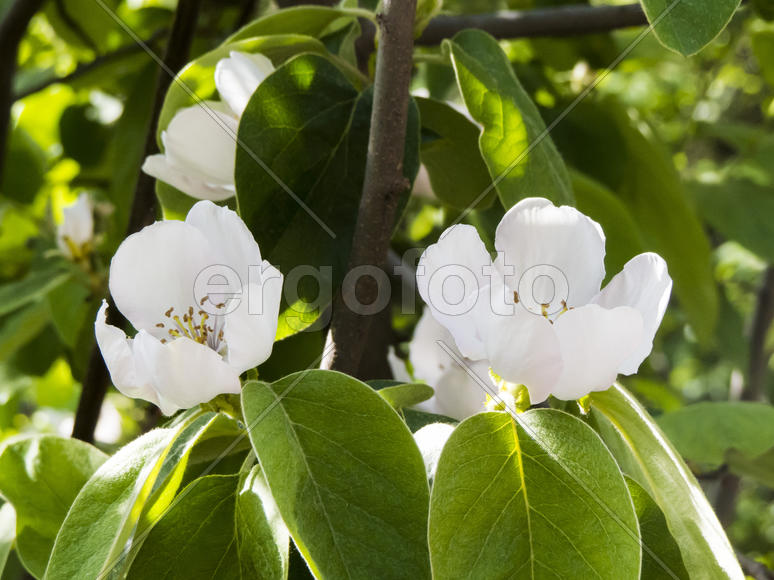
xmin=322 ymin=0 xmax=417 ymax=375
xmin=72 ymin=0 xmax=202 ymax=443
xmin=54 ymin=0 xmax=99 ymax=53
xmin=714 ymin=266 xmax=774 ymax=526
xmin=417 ymin=3 xmax=647 ymax=45
xmin=0 ymin=0 xmax=47 ymax=184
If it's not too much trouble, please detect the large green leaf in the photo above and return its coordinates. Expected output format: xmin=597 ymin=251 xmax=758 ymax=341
xmin=641 ymin=0 xmax=741 ymax=56
xmin=691 ymin=180 xmax=774 ymax=263
xmin=128 ymin=469 xmax=288 ymax=579
xmin=0 ymin=269 xmax=70 ymax=318
xmin=428 ymin=409 xmax=641 ymax=579
xmin=227 ymin=6 xmax=366 ymax=43
xmin=44 ymin=413 xmax=222 ymax=579
xmin=570 ymin=170 xmax=645 ymax=282
xmin=589 ymin=384 xmax=744 ymax=580
xmin=625 ymin=477 xmax=689 ymax=580
xmin=0 ymin=301 xmax=50 ymax=362
xmin=445 ymin=30 xmax=573 ymax=209
xmin=657 ymin=402 xmax=774 ymax=466
xmin=551 ymin=98 xmax=717 ymax=342
xmin=241 ymin=371 xmax=431 ymax=579
xmin=415 ymin=97 xmax=494 ymax=209
xmin=727 ymin=447 xmax=774 ymax=488
xmin=236 ymin=54 xmax=419 ymax=338
xmin=0 ymin=436 xmax=106 ymax=578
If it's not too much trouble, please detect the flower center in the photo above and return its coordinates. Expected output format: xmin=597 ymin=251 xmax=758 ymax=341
xmin=155 ymin=304 xmax=226 ymax=354
xmin=513 ymin=291 xmax=573 ymax=323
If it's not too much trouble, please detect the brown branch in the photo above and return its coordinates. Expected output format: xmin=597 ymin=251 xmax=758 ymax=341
xmin=54 ymin=0 xmax=99 ymax=53
xmin=0 ymin=0 xmax=47 ymax=183
xmin=72 ymin=0 xmax=202 ymax=443
xmin=737 ymin=551 xmax=774 ymax=580
xmin=322 ymin=0 xmax=417 ymax=374
xmin=417 ymin=3 xmax=647 ymax=45
xmin=714 ymin=266 xmax=774 ymax=525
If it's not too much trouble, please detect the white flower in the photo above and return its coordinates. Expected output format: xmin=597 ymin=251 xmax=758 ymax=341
xmin=417 ymin=197 xmax=672 ymax=405
xmin=95 ymin=200 xmax=283 ymax=415
xmin=57 ymin=193 xmax=94 ymax=260
xmin=389 ymin=309 xmax=489 ymax=420
xmin=142 ymin=51 xmax=275 ymax=201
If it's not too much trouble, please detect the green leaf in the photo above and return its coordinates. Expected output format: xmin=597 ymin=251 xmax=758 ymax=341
xmin=236 ymin=54 xmax=419 ymax=338
xmin=691 ymin=180 xmax=774 ymax=263
xmin=0 ymin=126 xmax=46 ymax=204
xmin=657 ymin=402 xmax=774 ymax=466
xmin=0 ymin=503 xmax=14 ymax=574
xmin=44 ymin=413 xmax=220 ymax=580
xmin=415 ymin=97 xmax=494 ymax=209
xmin=0 ymin=269 xmax=70 ymax=318
xmin=128 ymin=469 xmax=288 ymax=579
xmin=377 ymin=383 xmax=435 ymax=410
xmin=570 ymin=170 xmax=645 ymax=282
xmin=640 ymin=0 xmax=741 ymax=56
xmin=241 ymin=371 xmax=431 ymax=579
xmin=589 ymin=384 xmax=744 ymax=580
xmin=228 ymin=6 xmax=364 ymax=43
xmin=403 ymin=409 xmax=457 ymax=433
xmin=0 ymin=301 xmax=50 ymax=362
xmin=727 ymin=447 xmax=774 ymax=488
xmin=45 ymin=277 xmax=94 ymax=349
xmin=445 ymin=30 xmax=573 ymax=209
xmin=428 ymin=409 xmax=641 ymax=579
xmin=552 ymin=98 xmax=717 ymax=342
xmin=0 ymin=436 xmax=107 ymax=578
xmin=753 ymin=29 xmax=774 ymax=86
xmin=625 ymin=477 xmax=689 ymax=580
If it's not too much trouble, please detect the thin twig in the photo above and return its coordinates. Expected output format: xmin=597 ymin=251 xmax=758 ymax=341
xmin=737 ymin=551 xmax=774 ymax=580
xmin=322 ymin=0 xmax=418 ymax=375
xmin=0 ymin=0 xmax=47 ymax=183
xmin=72 ymin=0 xmax=203 ymax=443
xmin=14 ymin=29 xmax=168 ymax=100
xmin=417 ymin=3 xmax=647 ymax=44
xmin=715 ymin=266 xmax=774 ymax=526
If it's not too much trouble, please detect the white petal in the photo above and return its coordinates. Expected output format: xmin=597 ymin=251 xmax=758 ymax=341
xmin=495 ymin=197 xmax=606 ymax=308
xmin=109 ymin=220 xmax=216 ymax=336
xmin=416 ymin=224 xmax=492 ymax=360
xmin=142 ymin=154 xmax=235 ymax=202
xmin=413 ymin=423 xmax=455 ymax=481
xmin=551 ymin=304 xmax=643 ymax=400
xmin=387 ymin=347 xmax=412 ymax=383
xmin=144 ymin=336 xmax=242 ymax=415
xmin=222 ymin=263 xmax=283 ymax=374
xmin=161 ymin=105 xmax=239 ymax=188
xmin=414 ymin=361 xmax=489 ymax=421
xmin=215 ymin=51 xmax=275 ymax=117
xmin=58 ymin=193 xmax=94 ymax=249
xmin=408 ymin=309 xmax=458 ymax=387
xmin=185 ymin=200 xmax=261 ymax=277
xmin=592 ymin=253 xmax=672 ymax=374
xmin=95 ymin=301 xmax=160 ymax=407
xmin=484 ymin=306 xmax=561 ymax=404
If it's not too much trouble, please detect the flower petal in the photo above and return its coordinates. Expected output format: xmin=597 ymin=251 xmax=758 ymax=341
xmin=483 ymin=306 xmax=561 ymax=404
xmin=160 ymin=104 xmax=238 ymax=188
xmin=413 ymin=423 xmax=455 ymax=481
xmin=58 ymin=193 xmax=93 ymax=251
xmin=109 ymin=220 xmax=216 ymax=336
xmin=592 ymin=253 xmax=672 ymax=374
xmin=416 ymin=224 xmax=492 ymax=360
xmin=144 ymin=336 xmax=242 ymax=415
xmin=222 ymin=262 xmax=283 ymax=374
xmin=494 ymin=197 xmax=606 ymax=307
xmin=215 ymin=51 xmax=275 ymax=117
xmin=551 ymin=304 xmax=644 ymax=400
xmin=185 ymin=200 xmax=261 ymax=277
xmin=414 ymin=361 xmax=489 ymax=421
xmin=142 ymin=154 xmax=235 ymax=202
xmin=95 ymin=301 xmax=159 ymax=407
